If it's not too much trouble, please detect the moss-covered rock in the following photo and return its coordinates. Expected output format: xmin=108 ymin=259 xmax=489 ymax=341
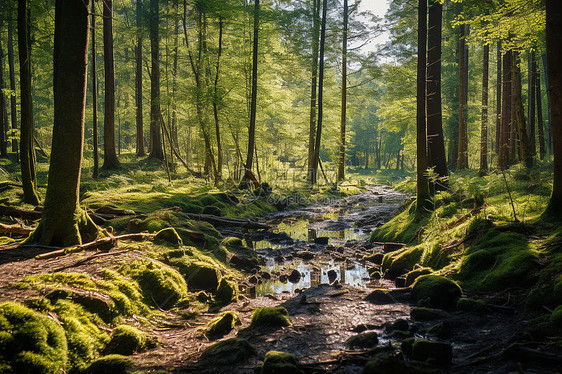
xmin=365 ymin=288 xmax=410 ymax=304
xmin=0 ymin=302 xmax=68 ymax=374
xmin=216 ymin=279 xmax=238 ymax=304
xmin=347 ymin=332 xmax=379 ymax=348
xmin=261 ymin=351 xmax=303 ymax=374
xmin=426 ymin=321 xmax=453 ymax=339
xmin=411 ymin=339 xmax=453 ymax=365
xmin=405 ymin=267 xmax=433 ymax=287
xmin=456 ymin=297 xmax=486 ymax=312
xmin=411 ymin=275 xmax=462 ymax=310
xmin=363 ymin=351 xmax=438 ymax=374
xmin=83 ymin=354 xmax=133 ymax=374
xmin=154 ymin=228 xmax=183 ymax=246
xmin=104 ymin=325 xmax=148 ymax=355
xmin=200 ymin=338 xmax=256 ymax=365
xmin=250 ymin=307 xmax=291 ymax=329
xmin=410 ymin=307 xmax=450 ymax=321
xmin=381 ymin=246 xmax=425 ymax=279
xmin=182 ymin=262 xmax=220 ymax=291
xmin=45 ymin=288 xmax=115 ymax=323
xmin=205 ymin=312 xmax=241 ymax=338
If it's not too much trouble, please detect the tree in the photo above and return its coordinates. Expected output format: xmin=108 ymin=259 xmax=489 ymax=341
xmin=91 ymin=0 xmax=99 ymax=178
xmin=337 ymin=0 xmax=348 ymax=182
xmin=18 ymin=0 xmax=40 ymax=205
xmin=536 ymin=58 xmax=546 ymax=160
xmin=544 ymin=0 xmax=561 ymax=217
xmin=245 ymin=0 xmax=260 ymax=174
xmin=416 ymin=0 xmax=430 ymax=213
xmin=479 ymin=44 xmax=489 ymax=176
xmin=0 ymin=24 xmax=7 ymax=158
xmin=307 ymin=0 xmax=321 ymax=182
xmin=512 ymin=52 xmax=533 ymax=168
xmin=499 ymin=50 xmax=512 ymax=170
xmin=426 ymin=0 xmax=447 ymax=188
xmin=36 ymin=0 xmax=99 ymax=246
xmin=136 ymin=0 xmax=145 ymax=157
xmin=7 ymin=5 xmax=17 ymax=157
xmin=456 ymin=23 xmax=468 ymax=170
xmin=149 ymin=0 xmax=164 ymax=160
xmin=102 ymin=0 xmax=121 ymax=169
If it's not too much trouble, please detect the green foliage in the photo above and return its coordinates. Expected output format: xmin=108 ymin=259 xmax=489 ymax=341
xmin=250 ymin=307 xmax=291 ymax=329
xmin=0 ymin=302 xmax=68 ymax=374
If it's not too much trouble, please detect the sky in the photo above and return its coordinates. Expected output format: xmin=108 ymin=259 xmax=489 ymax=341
xmin=357 ymin=0 xmax=391 ymax=54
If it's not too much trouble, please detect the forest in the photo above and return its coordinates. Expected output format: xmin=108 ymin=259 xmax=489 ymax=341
xmin=0 ymin=0 xmax=561 ymax=373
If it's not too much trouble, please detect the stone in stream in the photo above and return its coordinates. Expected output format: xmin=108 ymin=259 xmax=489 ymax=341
xmin=363 ymin=252 xmax=384 ymax=265
xmin=288 ymin=269 xmax=301 ymax=283
xmin=295 ymin=251 xmax=315 ymax=260
xmin=336 ymin=246 xmax=345 ymax=253
xmin=391 ymin=318 xmax=409 ymax=332
xmin=347 ymin=331 xmax=379 ymax=348
xmin=411 ymin=339 xmax=453 ymax=365
xmin=314 ymin=236 xmax=329 ymax=245
xmin=327 ymin=269 xmax=338 ymax=283
xmin=279 ymin=274 xmax=288 ymax=283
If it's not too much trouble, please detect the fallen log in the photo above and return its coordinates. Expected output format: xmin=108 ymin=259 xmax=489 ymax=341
xmin=183 ymin=212 xmax=270 ymax=230
xmin=0 ymin=222 xmax=35 ymax=235
xmin=0 ymin=205 xmax=42 ymax=220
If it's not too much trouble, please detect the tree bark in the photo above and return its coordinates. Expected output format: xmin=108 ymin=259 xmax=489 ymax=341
xmin=213 ymin=16 xmax=224 ymax=179
xmin=311 ymin=0 xmax=328 ymax=186
xmin=416 ymin=0 xmax=430 ymax=214
xmin=91 ymin=1 xmax=99 ymax=179
xmin=456 ymin=23 xmax=468 ymax=170
xmin=499 ymin=50 xmax=512 ymax=170
xmin=529 ymin=51 xmax=537 ymax=157
xmin=101 ymin=0 xmax=120 ymax=170
xmin=545 ymin=0 xmax=562 ymax=216
xmin=0 ymin=26 xmax=7 ymax=158
xmin=537 ymin=58 xmax=546 ymax=160
xmin=7 ymin=9 xmax=18 ymax=157
xmin=513 ymin=52 xmax=533 ymax=168
xmin=18 ymin=0 xmax=40 ymax=205
xmin=337 ymin=0 xmax=348 ymax=182
xmin=307 ymin=0 xmax=320 ymax=183
xmin=136 ymin=0 xmax=145 ymax=157
xmin=543 ymin=54 xmax=553 ymax=154
xmin=36 ymin=0 xmax=99 ymax=246
xmin=495 ymin=41 xmax=501 ymax=159
xmin=426 ymin=0 xmax=447 ymax=188
xmin=479 ymin=44 xmax=489 ymax=176
xmin=149 ymin=0 xmax=164 ymax=159
xmin=245 ymin=0 xmax=259 ymax=173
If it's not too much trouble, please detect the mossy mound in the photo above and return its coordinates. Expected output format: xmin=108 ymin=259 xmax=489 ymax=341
xmin=182 ymin=262 xmax=221 ymax=291
xmin=347 ymin=332 xmax=379 ymax=348
xmin=122 ymin=260 xmax=188 ymax=310
xmin=382 ymin=246 xmax=425 ymax=279
xmin=45 ymin=287 xmax=115 ymax=323
xmin=362 ymin=351 xmax=438 ymax=374
xmin=456 ymin=297 xmax=486 ymax=312
xmin=154 ymin=228 xmax=183 ymax=246
xmin=205 ymin=312 xmax=241 ymax=338
xmin=261 ymin=351 xmax=303 ymax=374
xmin=104 ymin=325 xmax=148 ymax=355
xmin=411 ymin=339 xmax=453 ymax=365
xmin=222 ymin=237 xmax=244 ymax=247
xmin=216 ymin=279 xmax=238 ymax=304
xmin=411 ymin=275 xmax=462 ymax=310
xmin=0 ymin=302 xmax=68 ymax=374
xmin=200 ymin=338 xmax=257 ymax=365
xmin=405 ymin=267 xmax=433 ymax=287
xmin=83 ymin=354 xmax=133 ymax=374
xmin=250 ymin=307 xmax=291 ymax=329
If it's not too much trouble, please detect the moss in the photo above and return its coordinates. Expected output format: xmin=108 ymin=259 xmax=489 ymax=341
xmin=456 ymin=297 xmax=486 ymax=312
xmin=0 ymin=302 xmax=68 ymax=374
xmin=83 ymin=354 xmax=133 ymax=374
xmin=154 ymin=228 xmax=183 ymax=246
xmin=121 ymin=260 xmax=187 ymax=310
xmin=426 ymin=321 xmax=453 ymax=339
xmin=180 ymin=261 xmax=221 ymax=291
xmin=250 ymin=307 xmax=291 ymax=329
xmin=216 ymin=279 xmax=238 ymax=304
xmin=411 ymin=339 xmax=453 ymax=365
xmin=104 ymin=325 xmax=148 ymax=355
xmin=411 ymin=275 xmax=462 ymax=310
xmin=45 ymin=288 xmax=115 ymax=323
xmin=363 ymin=351 xmax=438 ymax=374
xmin=200 ymin=338 xmax=256 ymax=365
xmin=261 ymin=351 xmax=303 ymax=374
xmin=347 ymin=332 xmax=379 ymax=348
xmin=404 ymin=267 xmax=433 ymax=287
xmin=382 ymin=246 xmax=425 ymax=278
xmin=222 ymin=237 xmax=244 ymax=247
xmin=370 ymin=202 xmax=430 ymax=244
xmin=205 ymin=312 xmax=241 ymax=338
xmin=551 ymin=305 xmax=562 ymax=326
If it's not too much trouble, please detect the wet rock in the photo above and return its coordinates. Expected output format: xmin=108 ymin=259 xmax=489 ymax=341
xmin=411 ymin=275 xmax=462 ymax=310
xmin=326 ymin=245 xmax=336 ymax=251
xmin=288 ymin=269 xmax=301 ymax=283
xmin=352 ymin=324 xmax=378 ymax=333
xmin=327 ymin=269 xmax=338 ymax=283
xmin=411 ymin=339 xmax=453 ymax=365
xmin=347 ymin=332 xmax=379 ymax=348
xmin=279 ymin=274 xmax=288 ymax=283
xmin=296 ymin=251 xmax=315 ymax=260
xmin=261 ymin=351 xmax=303 ymax=374
xmin=200 ymin=338 xmax=256 ymax=365
xmin=274 ymin=256 xmax=284 ymax=263
xmin=345 ymin=240 xmax=357 ymax=247
xmin=314 ymin=237 xmax=329 ymax=245
xmin=410 ymin=307 xmax=450 ymax=321
xmin=363 ymin=253 xmax=384 ymax=265
xmin=388 ymin=329 xmax=413 ymax=339
xmin=391 ymin=319 xmax=409 ymax=332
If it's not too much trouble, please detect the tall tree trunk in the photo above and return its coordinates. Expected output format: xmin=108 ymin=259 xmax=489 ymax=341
xmin=149 ymin=0 xmax=164 ymax=159
xmin=495 ymin=41 xmax=501 ymax=158
xmin=7 ymin=8 xmax=18 ymax=157
xmin=537 ymin=58 xmax=546 ymax=160
xmin=479 ymin=44 xmax=489 ymax=176
xmin=38 ymin=0 xmax=98 ymax=246
xmin=0 ymin=26 xmax=7 ymax=158
xmin=513 ymin=52 xmax=533 ymax=168
xmin=529 ymin=51 xmax=537 ymax=157
xmin=245 ymin=0 xmax=259 ymax=171
xmin=307 ymin=0 xmax=320 ymax=183
xmin=135 ymin=0 xmax=145 ymax=157
xmin=213 ymin=16 xmax=224 ymax=179
xmin=311 ymin=0 xmax=328 ymax=186
xmin=545 ymin=0 xmax=562 ymax=216
xmin=499 ymin=50 xmax=513 ymax=170
xmin=91 ymin=2 xmax=99 ymax=178
xmin=101 ymin=0 xmax=120 ymax=169
xmin=18 ymin=0 xmax=39 ymax=205
xmin=416 ymin=0 xmax=430 ymax=213
xmin=426 ymin=0 xmax=447 ymax=188
xmin=543 ymin=54 xmax=553 ymax=154
xmin=457 ymin=24 xmax=468 ymax=170
xmin=337 ymin=0 xmax=348 ymax=182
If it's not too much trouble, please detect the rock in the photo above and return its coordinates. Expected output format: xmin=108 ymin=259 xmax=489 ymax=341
xmin=250 ymin=307 xmax=291 ymax=329
xmin=205 ymin=312 xmax=241 ymax=338
xmin=365 ymin=253 xmax=385 ymax=265
xmin=229 ymin=247 xmax=260 ymax=271
xmin=296 ymin=251 xmax=315 ymax=260
xmin=337 ymin=246 xmax=345 ymax=253
xmin=411 ymin=340 xmax=453 ymax=365
xmin=200 ymin=338 xmax=256 ymax=365
xmin=279 ymin=274 xmax=288 ymax=283
xmin=104 ymin=325 xmax=149 ymax=355
xmin=84 ymin=355 xmax=133 ymax=374
xmin=288 ymin=269 xmax=301 ymax=283
xmin=427 ymin=321 xmax=453 ymax=339
xmin=216 ymin=279 xmax=238 ymax=304
xmin=410 ymin=275 xmax=462 ymax=310
xmin=391 ymin=319 xmax=409 ymax=332
xmin=365 ymin=288 xmax=410 ymax=304
xmin=363 ymin=351 xmax=439 ymax=374
xmin=184 ymin=262 xmax=220 ymax=291
xmin=456 ymin=297 xmax=486 ymax=312
xmin=347 ymin=332 xmax=379 ymax=348
xmin=154 ymin=228 xmax=183 ymax=246
xmin=261 ymin=351 xmax=303 ymax=374
xmin=314 ymin=237 xmax=329 ymax=245
xmin=405 ymin=267 xmax=433 ymax=287
xmin=395 ymin=276 xmax=406 ymax=288
xmin=274 ymin=256 xmax=284 ymax=263
xmin=345 ymin=240 xmax=357 ymax=247
xmin=410 ymin=307 xmax=450 ymax=321
xmin=382 ymin=242 xmax=406 ymax=252
xmin=324 ymin=270 xmax=336 ymax=283
xmin=388 ymin=329 xmax=413 ymax=339
xmin=260 ymin=271 xmax=272 ymax=280
xmin=352 ymin=324 xmax=378 ymax=333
